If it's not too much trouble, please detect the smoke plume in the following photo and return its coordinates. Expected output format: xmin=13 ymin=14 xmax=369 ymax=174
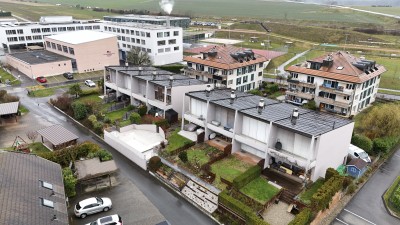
xmin=159 ymin=0 xmax=175 ymax=15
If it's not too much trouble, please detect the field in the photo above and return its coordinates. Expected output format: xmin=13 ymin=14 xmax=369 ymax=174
xmin=27 ymin=0 xmax=391 ymax=24
xmin=355 ymin=6 xmax=400 ymax=15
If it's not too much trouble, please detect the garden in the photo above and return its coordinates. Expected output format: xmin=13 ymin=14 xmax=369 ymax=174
xmin=248 ymin=82 xmax=285 ymax=99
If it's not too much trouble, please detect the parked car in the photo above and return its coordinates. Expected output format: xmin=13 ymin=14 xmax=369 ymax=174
xmin=63 ymin=72 xmax=74 ymax=80
xmin=348 ymin=144 xmax=371 ymax=163
xmin=36 ymin=76 xmax=47 ymax=83
xmin=85 ymin=80 xmax=96 ymax=87
xmin=74 ymin=197 xmax=112 ymax=218
xmin=86 ymin=214 xmax=122 ymax=225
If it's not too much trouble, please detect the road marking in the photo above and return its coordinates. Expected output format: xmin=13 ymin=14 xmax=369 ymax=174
xmin=344 ymin=209 xmax=377 ymax=225
xmin=335 ymin=218 xmax=349 ymax=225
xmin=394 ymin=154 xmax=400 ymax=158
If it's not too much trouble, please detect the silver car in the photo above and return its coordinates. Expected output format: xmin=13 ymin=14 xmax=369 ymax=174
xmin=74 ymin=197 xmax=112 ymax=218
xmin=85 ymin=80 xmax=96 ymax=87
xmin=86 ymin=214 xmax=122 ymax=225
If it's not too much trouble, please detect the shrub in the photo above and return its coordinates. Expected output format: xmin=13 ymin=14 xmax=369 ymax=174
xmin=178 ymin=151 xmax=188 ymax=163
xmin=88 ymin=149 xmax=113 ymax=161
xmin=138 ymin=105 xmax=147 ymax=116
xmin=373 ymin=138 xmax=390 ymax=155
xmin=62 ymin=167 xmax=77 ymax=197
xmin=311 ymin=175 xmax=343 ymax=211
xmin=351 ymin=134 xmax=373 ymax=154
xmin=303 ymin=100 xmax=317 ymax=110
xmin=288 ymin=208 xmax=311 ymax=225
xmin=81 ymin=88 xmax=100 ymax=96
xmin=127 ymin=104 xmax=136 ymax=111
xmin=129 ymin=112 xmax=141 ymax=124
xmin=103 ymin=116 xmax=111 ymax=124
xmin=93 ymin=121 xmax=104 ymax=135
xmin=156 ymin=65 xmax=184 ymax=73
xmin=342 ymin=176 xmax=353 ymax=190
xmin=154 ymin=118 xmax=169 ymax=128
xmin=347 ymin=183 xmax=357 ymax=195
xmin=71 ymin=102 xmax=88 ymax=120
xmin=88 ymin=114 xmax=97 ymax=124
xmin=247 ymin=89 xmax=263 ymax=96
xmin=232 ymin=165 xmax=261 ymax=189
xmin=68 ymin=84 xmax=82 ymax=98
xmin=50 ymin=94 xmax=72 ymax=111
xmin=325 ymin=167 xmax=339 ymax=182
xmin=148 ymin=156 xmax=162 ymax=172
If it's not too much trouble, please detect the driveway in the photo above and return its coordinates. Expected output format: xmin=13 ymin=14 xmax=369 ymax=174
xmin=69 ymin=174 xmax=165 ymax=225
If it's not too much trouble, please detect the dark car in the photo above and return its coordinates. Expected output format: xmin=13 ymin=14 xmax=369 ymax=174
xmin=36 ymin=76 xmax=47 ymax=83
xmin=63 ymin=72 xmax=74 ymax=80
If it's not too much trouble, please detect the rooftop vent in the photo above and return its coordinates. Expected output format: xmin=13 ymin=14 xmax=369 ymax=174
xmin=229 ymin=90 xmax=236 ymax=104
xmin=169 ymin=75 xmax=174 ymax=86
xmin=291 ymin=108 xmax=299 ymax=125
xmin=152 ymin=71 xmax=157 ymax=80
xmin=257 ymin=99 xmax=265 ymax=114
xmin=205 ymin=84 xmax=212 ymax=97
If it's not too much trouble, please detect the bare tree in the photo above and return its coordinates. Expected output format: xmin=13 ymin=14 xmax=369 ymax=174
xmin=26 ymin=131 xmax=38 ymax=143
xmin=127 ymin=48 xmax=152 ymax=66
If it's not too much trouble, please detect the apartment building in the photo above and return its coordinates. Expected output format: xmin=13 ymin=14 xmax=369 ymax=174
xmin=285 ymin=51 xmax=386 ymax=116
xmin=43 ymin=30 xmax=119 ymax=73
xmin=183 ymin=45 xmax=268 ymax=91
xmin=105 ymin=66 xmax=208 ymax=117
xmin=101 ymin=21 xmax=183 ymax=65
xmin=182 ymin=88 xmax=353 ymax=181
xmin=0 ymin=16 xmax=102 ymax=50
xmin=103 ymin=14 xmax=191 ymax=28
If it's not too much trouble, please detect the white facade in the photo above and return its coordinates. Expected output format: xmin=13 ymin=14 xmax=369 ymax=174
xmin=182 ymin=90 xmax=354 ymax=181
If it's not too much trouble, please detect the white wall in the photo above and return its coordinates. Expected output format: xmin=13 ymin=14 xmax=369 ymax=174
xmin=242 ymin=116 xmax=269 ymax=143
xmin=190 ymin=98 xmax=207 ymax=118
xmin=171 ymin=84 xmax=208 ymax=117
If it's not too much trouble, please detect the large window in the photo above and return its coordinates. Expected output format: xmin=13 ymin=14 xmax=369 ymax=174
xmin=62 ymin=45 xmax=68 ymax=53
xmin=307 ymin=76 xmax=314 ymax=83
xmin=236 ymin=77 xmax=242 ymax=85
xmin=169 ymin=39 xmax=176 ymax=45
xmin=68 ymin=47 xmax=74 ymax=55
xmin=157 ymin=32 xmax=163 ymax=38
xmin=157 ymin=40 xmax=166 ymax=46
xmin=57 ymin=44 xmax=62 ymax=51
xmin=173 ymin=31 xmax=179 ymax=36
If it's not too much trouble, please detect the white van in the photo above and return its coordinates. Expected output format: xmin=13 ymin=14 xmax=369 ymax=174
xmin=348 ymin=144 xmax=371 ymax=163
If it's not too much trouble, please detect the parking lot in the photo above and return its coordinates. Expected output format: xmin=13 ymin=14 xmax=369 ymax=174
xmin=68 ymin=173 xmax=166 ymax=225
xmin=41 ymin=70 xmax=104 ymax=85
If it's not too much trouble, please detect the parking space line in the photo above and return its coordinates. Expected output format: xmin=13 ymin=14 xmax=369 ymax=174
xmin=394 ymin=154 xmax=400 ymax=158
xmin=344 ymin=209 xmax=377 ymax=225
xmin=335 ymin=218 xmax=349 ymax=225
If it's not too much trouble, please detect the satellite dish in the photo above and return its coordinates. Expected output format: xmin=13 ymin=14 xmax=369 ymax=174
xmin=209 ymin=133 xmax=216 ymax=140
xmin=275 ymin=139 xmax=282 ymax=150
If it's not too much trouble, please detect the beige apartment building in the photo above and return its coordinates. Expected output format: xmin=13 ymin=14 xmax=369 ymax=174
xmin=44 ymin=30 xmax=119 ymax=73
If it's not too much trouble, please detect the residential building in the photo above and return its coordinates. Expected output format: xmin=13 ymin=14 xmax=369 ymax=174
xmin=101 ymin=21 xmax=183 ymax=65
xmin=0 ymin=16 xmax=102 ymax=50
xmin=44 ymin=30 xmax=119 ymax=73
xmin=0 ymin=152 xmax=68 ymax=225
xmin=103 ymin=14 xmax=191 ymax=28
xmin=183 ymin=45 xmax=268 ymax=91
xmin=105 ymin=66 xmax=208 ymax=117
xmin=285 ymin=51 xmax=386 ymax=116
xmin=182 ymin=88 xmax=354 ymax=181
xmin=6 ymin=50 xmax=72 ymax=79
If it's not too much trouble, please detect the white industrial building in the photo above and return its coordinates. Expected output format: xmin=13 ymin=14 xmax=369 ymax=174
xmin=1 ymin=16 xmax=183 ymax=65
xmin=182 ymin=88 xmax=354 ymax=181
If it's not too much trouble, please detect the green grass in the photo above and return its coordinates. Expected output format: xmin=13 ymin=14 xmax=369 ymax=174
xmin=383 ymin=176 xmax=400 ymax=217
xmin=105 ymin=108 xmax=130 ymax=122
xmin=299 ymin=179 xmax=325 ymax=205
xmin=186 ymin=146 xmax=219 ymax=166
xmin=360 ymin=55 xmax=400 ymax=90
xmin=0 ymin=68 xmax=21 ymax=86
xmin=355 ymin=6 xmax=400 ymax=15
xmin=29 ymin=142 xmax=51 ymax=154
xmin=166 ymin=129 xmax=193 ymax=153
xmin=29 ymin=88 xmax=56 ymax=97
xmin=119 ymin=119 xmax=132 ymax=127
xmin=378 ymin=89 xmax=400 ymax=96
xmin=18 ymin=105 xmax=29 ymax=114
xmin=211 ymin=155 xmax=253 ymax=189
xmin=240 ymin=177 xmax=280 ymax=204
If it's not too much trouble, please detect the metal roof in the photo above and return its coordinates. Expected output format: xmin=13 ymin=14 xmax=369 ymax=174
xmin=0 ymin=101 xmax=19 ymax=116
xmin=151 ymin=78 xmax=205 ymax=87
xmin=37 ymin=125 xmax=79 ymax=146
xmin=241 ymin=103 xmax=309 ymax=122
xmin=46 ymin=30 xmax=117 ymax=45
xmin=75 ymin=158 xmax=118 ymax=181
xmin=213 ymin=95 xmax=278 ymax=111
xmin=187 ymin=88 xmax=251 ymax=101
xmin=0 ymin=152 xmax=68 ymax=225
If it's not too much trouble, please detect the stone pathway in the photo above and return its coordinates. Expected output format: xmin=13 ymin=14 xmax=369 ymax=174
xmin=262 ymin=201 xmax=295 ymax=225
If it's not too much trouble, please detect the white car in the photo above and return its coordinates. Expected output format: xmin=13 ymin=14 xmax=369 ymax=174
xmin=85 ymin=80 xmax=96 ymax=87
xmin=86 ymin=214 xmax=122 ymax=225
xmin=74 ymin=197 xmax=112 ymax=218
xmin=348 ymin=144 xmax=371 ymax=163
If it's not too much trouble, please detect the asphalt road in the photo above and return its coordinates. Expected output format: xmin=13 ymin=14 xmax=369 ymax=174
xmin=8 ymin=90 xmax=217 ymax=225
xmin=332 ymin=147 xmax=400 ymax=225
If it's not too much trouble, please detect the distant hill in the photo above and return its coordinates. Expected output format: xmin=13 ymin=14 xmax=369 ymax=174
xmin=304 ymin=0 xmax=400 ymax=7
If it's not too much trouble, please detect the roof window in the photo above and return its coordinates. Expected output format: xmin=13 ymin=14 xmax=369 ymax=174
xmin=336 ymin=66 xmax=344 ymax=70
xmin=41 ymin=198 xmax=54 ymax=208
xmin=40 ymin=180 xmax=53 ymax=190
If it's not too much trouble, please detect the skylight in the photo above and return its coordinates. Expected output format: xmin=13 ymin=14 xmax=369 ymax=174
xmin=337 ymin=66 xmax=344 ymax=70
xmin=41 ymin=181 xmax=53 ymax=190
xmin=41 ymin=198 xmax=54 ymax=208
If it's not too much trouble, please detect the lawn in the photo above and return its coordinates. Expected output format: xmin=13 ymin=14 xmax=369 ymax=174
xmin=105 ymin=108 xmax=130 ymax=122
xmin=240 ymin=177 xmax=280 ymax=204
xmin=359 ymin=55 xmax=400 ymax=90
xmin=29 ymin=142 xmax=51 ymax=154
xmin=28 ymin=84 xmax=72 ymax=97
xmin=378 ymin=89 xmax=400 ymax=96
xmin=0 ymin=68 xmax=21 ymax=86
xmin=211 ymin=155 xmax=253 ymax=189
xmin=186 ymin=146 xmax=220 ymax=166
xmin=165 ymin=129 xmax=193 ymax=153
xmin=383 ymin=176 xmax=400 ymax=217
xmin=299 ymin=179 xmax=325 ymax=205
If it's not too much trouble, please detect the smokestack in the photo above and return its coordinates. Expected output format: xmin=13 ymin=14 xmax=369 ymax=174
xmin=291 ymin=108 xmax=299 ymax=125
xmin=229 ymin=90 xmax=236 ymax=104
xmin=205 ymin=84 xmax=211 ymax=97
xmin=258 ymin=99 xmax=265 ymax=114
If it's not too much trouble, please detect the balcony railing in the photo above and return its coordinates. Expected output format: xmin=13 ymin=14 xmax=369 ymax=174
xmin=319 ymin=85 xmax=353 ymax=96
xmin=315 ymin=96 xmax=351 ymax=108
xmin=287 ymin=79 xmax=317 ymax=88
xmin=267 ymin=147 xmax=315 ymax=169
xmin=184 ymin=68 xmax=227 ymax=80
xmin=285 ymin=90 xmax=314 ymax=100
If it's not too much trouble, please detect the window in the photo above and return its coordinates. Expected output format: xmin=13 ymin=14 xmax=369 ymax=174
xmin=67 ymin=27 xmax=75 ymax=31
xmin=141 ymin=31 xmax=145 ymax=37
xmin=131 ymin=38 xmax=135 ymax=42
xmin=251 ymin=74 xmax=254 ymax=81
xmin=51 ymin=43 xmax=56 ymax=49
xmin=346 ymin=83 xmax=354 ymax=89
xmin=130 ymin=30 xmax=135 ymax=35
xmin=173 ymin=31 xmax=179 ymax=36
xmin=136 ymin=39 xmax=140 ymax=44
xmin=85 ymin=26 xmax=92 ymax=30
xmin=127 ymin=44 xmax=131 ymax=48
xmin=344 ymin=96 xmax=350 ymax=100
xmin=93 ymin=25 xmax=100 ymax=30
xmin=236 ymin=77 xmax=242 ymax=85
xmin=237 ymin=68 xmax=242 ymax=75
xmin=51 ymin=27 xmax=57 ymax=32
xmin=122 ymin=44 xmax=126 ymax=48
xmin=32 ymin=35 xmax=42 ymax=40
xmin=17 ymin=29 xmax=23 ymax=34
xmin=307 ymin=76 xmax=314 ymax=83
xmin=141 ymin=40 xmax=145 ymax=45
xmin=76 ymin=26 xmax=83 ymax=31
xmin=146 ymin=32 xmax=150 ymax=37
xmin=121 ymin=36 xmax=125 ymax=41
xmin=58 ymin=27 xmax=66 ymax=32
xmin=31 ymin=28 xmax=41 ymax=33
xmin=136 ymin=31 xmax=140 ymax=36
xmin=157 ymin=40 xmax=166 ymax=46
xmin=57 ymin=44 xmax=62 ymax=51
xmin=228 ymin=80 xmax=233 ymax=85
xmin=41 ymin=28 xmax=50 ymax=33
xmin=158 ymin=48 xmax=164 ymax=53
xmin=26 ymin=36 xmax=32 ymax=41
xmin=169 ymin=39 xmax=176 ymax=44
xmin=147 ymin=48 xmax=151 ymax=53
xmin=5 ymin=30 xmax=16 ymax=35
xmin=164 ymin=32 xmax=170 ymax=37
xmin=290 ymin=72 xmax=298 ymax=78
xmin=243 ymin=76 xmax=248 ymax=83
xmin=7 ymin=37 xmax=17 ymax=42
xmin=258 ymin=71 xmax=262 ymax=77
xmin=18 ymin=36 xmax=25 ymax=41
xmin=165 ymin=47 xmax=171 ymax=52
xmin=41 ymin=198 xmax=54 ymax=208
xmin=121 ymin=29 xmax=125 ymax=34
xmin=174 ymin=46 xmax=179 ymax=51
xmin=62 ymin=45 xmax=68 ymax=53
xmin=126 ymin=37 xmax=130 ymax=42
xmin=46 ymin=41 xmax=51 ymax=48
xmin=68 ymin=47 xmax=74 ymax=55
xmin=40 ymin=181 xmax=53 ymax=190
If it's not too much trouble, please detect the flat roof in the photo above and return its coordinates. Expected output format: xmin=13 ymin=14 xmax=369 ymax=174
xmin=151 ymin=78 xmax=205 ymax=87
xmin=103 ymin=21 xmax=181 ymax=30
xmin=7 ymin=50 xmax=70 ymax=65
xmin=46 ymin=30 xmax=116 ymax=45
xmin=37 ymin=125 xmax=79 ymax=146
xmin=187 ymin=88 xmax=251 ymax=101
xmin=108 ymin=128 xmax=164 ymax=153
xmin=104 ymin=14 xmax=190 ymax=21
xmin=0 ymin=101 xmax=19 ymax=116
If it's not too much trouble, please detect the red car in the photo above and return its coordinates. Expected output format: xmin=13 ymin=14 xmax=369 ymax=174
xmin=36 ymin=76 xmax=47 ymax=83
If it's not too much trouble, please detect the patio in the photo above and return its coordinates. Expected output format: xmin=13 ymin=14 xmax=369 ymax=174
xmin=262 ymin=168 xmax=304 ymax=194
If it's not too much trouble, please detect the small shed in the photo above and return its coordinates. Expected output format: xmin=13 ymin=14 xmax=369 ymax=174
xmin=0 ymin=101 xmax=19 ymax=123
xmin=346 ymin=158 xmax=368 ymax=179
xmin=37 ymin=124 xmax=79 ymax=150
xmin=75 ymin=158 xmax=118 ymax=187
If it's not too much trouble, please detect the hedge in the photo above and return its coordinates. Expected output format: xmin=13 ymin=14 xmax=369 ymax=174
xmin=351 ymin=134 xmax=373 ymax=154
xmin=62 ymin=167 xmax=77 ymax=198
xmin=232 ymin=165 xmax=261 ymax=189
xmin=219 ymin=190 xmax=270 ymax=225
xmin=373 ymin=136 xmax=400 ymax=155
xmin=311 ymin=175 xmax=343 ymax=211
xmin=154 ymin=118 xmax=169 ymax=128
xmin=288 ymin=208 xmax=312 ymax=225
xmin=324 ymin=167 xmax=339 ymax=182
xmin=388 ymin=176 xmax=400 ymax=211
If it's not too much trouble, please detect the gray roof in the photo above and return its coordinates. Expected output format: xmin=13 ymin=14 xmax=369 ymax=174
xmin=37 ymin=125 xmax=79 ymax=146
xmin=75 ymin=158 xmax=118 ymax=181
xmin=104 ymin=14 xmax=189 ymax=21
xmin=213 ymin=95 xmax=278 ymax=111
xmin=0 ymin=101 xmax=19 ymax=116
xmin=347 ymin=158 xmax=368 ymax=170
xmin=136 ymin=74 xmax=189 ymax=81
xmin=273 ymin=110 xmax=352 ymax=136
xmin=7 ymin=50 xmax=71 ymax=65
xmin=0 ymin=152 xmax=68 ymax=225
xmin=241 ymin=103 xmax=309 ymax=123
xmin=187 ymin=88 xmax=251 ymax=101
xmin=151 ymin=78 xmax=205 ymax=87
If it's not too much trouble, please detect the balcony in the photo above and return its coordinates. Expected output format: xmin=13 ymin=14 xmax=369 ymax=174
xmin=184 ymin=68 xmax=227 ymax=80
xmin=131 ymin=92 xmax=147 ymax=102
xmin=184 ymin=112 xmax=207 ymax=127
xmin=207 ymin=122 xmax=234 ymax=138
xmin=285 ymin=90 xmax=314 ymax=100
xmin=315 ymin=96 xmax=351 ymax=108
xmin=118 ymin=86 xmax=131 ymax=96
xmin=148 ymin=98 xmax=172 ymax=111
xmin=319 ymin=85 xmax=353 ymax=96
xmin=105 ymin=81 xmax=117 ymax=90
xmin=267 ymin=147 xmax=315 ymax=169
xmin=235 ymin=134 xmax=268 ymax=150
xmin=287 ymin=79 xmax=317 ymax=88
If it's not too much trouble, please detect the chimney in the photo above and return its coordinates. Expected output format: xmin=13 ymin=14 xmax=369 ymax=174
xmin=258 ymin=99 xmax=265 ymax=114
xmin=291 ymin=108 xmax=299 ymax=125
xmin=152 ymin=71 xmax=157 ymax=80
xmin=205 ymin=84 xmax=211 ymax=97
xmin=229 ymin=90 xmax=236 ymax=104
xmin=138 ymin=66 xmax=143 ymax=75
xmin=332 ymin=121 xmax=336 ymax=129
xmin=169 ymin=75 xmax=174 ymax=86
